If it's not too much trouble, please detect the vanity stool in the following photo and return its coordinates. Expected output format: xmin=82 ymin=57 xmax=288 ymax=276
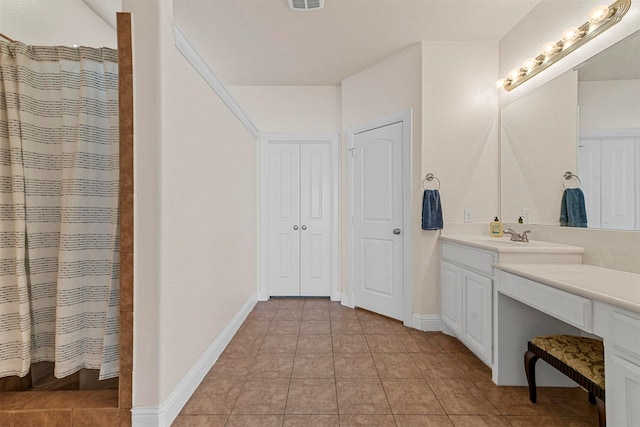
xmin=524 ymin=335 xmax=605 ymax=427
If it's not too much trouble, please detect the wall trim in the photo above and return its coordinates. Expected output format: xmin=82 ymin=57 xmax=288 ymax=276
xmin=579 ymin=128 xmax=640 ymax=139
xmin=131 ymin=293 xmax=258 ymax=427
xmin=412 ymin=314 xmax=442 ymax=331
xmin=173 ymin=24 xmax=259 ymax=139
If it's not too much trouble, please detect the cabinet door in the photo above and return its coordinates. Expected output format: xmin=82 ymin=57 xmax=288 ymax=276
xmin=607 ymin=353 xmax=640 ymax=427
xmin=441 ymin=261 xmax=462 ymax=335
xmin=462 ymin=269 xmax=492 ymax=363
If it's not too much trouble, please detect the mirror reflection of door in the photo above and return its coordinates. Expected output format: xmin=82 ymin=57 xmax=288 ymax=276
xmin=579 ymin=136 xmax=638 ymax=230
xmin=577 ymin=30 xmax=640 ymax=231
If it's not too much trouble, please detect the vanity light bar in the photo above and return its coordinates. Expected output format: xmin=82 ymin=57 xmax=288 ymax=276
xmin=496 ymin=0 xmax=631 ymax=92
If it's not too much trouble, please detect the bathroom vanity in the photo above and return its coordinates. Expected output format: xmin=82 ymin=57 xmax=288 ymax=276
xmin=494 ymin=263 xmax=640 ymax=427
xmin=440 ymin=235 xmax=640 ymax=427
xmin=440 ymin=235 xmax=584 ymax=365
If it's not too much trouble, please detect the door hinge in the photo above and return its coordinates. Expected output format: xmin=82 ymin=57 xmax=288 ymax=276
xmin=348 ymin=147 xmax=355 ymax=158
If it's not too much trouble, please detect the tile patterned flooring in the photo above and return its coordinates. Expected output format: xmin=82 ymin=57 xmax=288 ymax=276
xmin=0 ymin=389 xmax=119 ymax=426
xmin=173 ymin=298 xmax=598 ymax=427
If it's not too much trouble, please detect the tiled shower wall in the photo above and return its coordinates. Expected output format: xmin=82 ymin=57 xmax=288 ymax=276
xmin=117 ymin=11 xmax=134 ymax=427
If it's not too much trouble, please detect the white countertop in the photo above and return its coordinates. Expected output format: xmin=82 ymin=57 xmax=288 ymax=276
xmin=494 ymin=263 xmax=640 ymax=313
xmin=441 ymin=234 xmax=585 ymax=254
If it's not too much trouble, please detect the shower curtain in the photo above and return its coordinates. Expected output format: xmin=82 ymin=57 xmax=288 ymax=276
xmin=0 ymin=41 xmax=120 ymax=380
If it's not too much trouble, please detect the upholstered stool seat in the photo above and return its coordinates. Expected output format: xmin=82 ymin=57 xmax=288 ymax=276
xmin=525 ymin=334 xmax=605 ymax=427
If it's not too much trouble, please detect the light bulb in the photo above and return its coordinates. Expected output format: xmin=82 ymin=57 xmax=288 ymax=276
xmin=495 ymin=78 xmax=507 ymax=89
xmin=522 ymin=57 xmax=538 ymax=72
xmin=588 ymin=5 xmax=610 ymax=24
xmin=562 ymin=27 xmax=582 ymax=44
xmin=508 ymin=68 xmax=522 ymax=81
xmin=541 ymin=41 xmax=559 ymax=57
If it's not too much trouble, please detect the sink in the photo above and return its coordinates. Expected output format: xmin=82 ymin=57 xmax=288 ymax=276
xmin=472 ymin=237 xmax=530 ymax=245
xmin=440 ymin=235 xmax=585 ymax=254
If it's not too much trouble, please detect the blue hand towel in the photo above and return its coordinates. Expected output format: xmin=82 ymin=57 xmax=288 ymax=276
xmin=422 ymin=189 xmax=443 ymax=230
xmin=560 ymin=188 xmax=587 ymax=227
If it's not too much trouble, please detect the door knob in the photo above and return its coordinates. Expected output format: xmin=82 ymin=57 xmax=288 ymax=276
xmin=293 ymin=225 xmax=299 ymax=230
xmin=301 ymin=225 xmax=307 ymax=230
xmin=393 ymin=228 xmax=401 ymax=235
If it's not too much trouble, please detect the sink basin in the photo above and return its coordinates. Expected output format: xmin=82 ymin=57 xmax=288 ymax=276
xmin=440 ymin=235 xmax=585 ymax=254
xmin=472 ymin=237 xmax=529 ymax=245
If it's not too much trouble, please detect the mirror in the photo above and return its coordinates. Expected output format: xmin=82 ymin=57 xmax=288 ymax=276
xmin=500 ymin=30 xmax=640 ymax=230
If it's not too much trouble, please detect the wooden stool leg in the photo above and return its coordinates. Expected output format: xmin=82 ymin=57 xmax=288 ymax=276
xmin=588 ymin=392 xmax=596 ymax=405
xmin=596 ymin=397 xmax=606 ymax=427
xmin=524 ymin=350 xmax=539 ymax=403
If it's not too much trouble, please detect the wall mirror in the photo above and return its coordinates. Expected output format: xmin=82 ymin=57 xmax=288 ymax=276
xmin=500 ymin=29 xmax=640 ymax=230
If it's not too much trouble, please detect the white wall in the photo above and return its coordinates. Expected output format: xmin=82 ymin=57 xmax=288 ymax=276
xmin=341 ymin=43 xmax=423 ymax=314
xmin=227 ymin=86 xmax=341 ymax=133
xmin=124 ymin=0 xmax=257 ymax=412
xmin=0 ymin=0 xmax=116 ymax=47
xmin=419 ymin=41 xmax=499 ymax=315
xmin=579 ymin=80 xmax=640 ymax=132
xmin=122 ymin=0 xmax=162 ymax=408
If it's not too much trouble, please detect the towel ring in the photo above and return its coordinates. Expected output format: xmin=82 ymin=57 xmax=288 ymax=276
xmin=562 ymin=171 xmax=582 ymax=189
xmin=422 ymin=173 xmax=441 ymax=190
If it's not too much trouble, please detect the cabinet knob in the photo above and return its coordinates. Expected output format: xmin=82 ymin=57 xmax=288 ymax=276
xmin=301 ymin=225 xmax=307 ymax=230
xmin=393 ymin=228 xmax=401 ymax=235
xmin=293 ymin=225 xmax=299 ymax=230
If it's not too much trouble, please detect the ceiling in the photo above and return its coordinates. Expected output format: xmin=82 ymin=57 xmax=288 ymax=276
xmin=81 ymin=0 xmax=121 ymax=30
xmin=173 ymin=0 xmax=541 ymax=86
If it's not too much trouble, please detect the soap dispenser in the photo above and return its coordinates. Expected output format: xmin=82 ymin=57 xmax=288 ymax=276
xmin=490 ymin=217 xmax=503 ymax=237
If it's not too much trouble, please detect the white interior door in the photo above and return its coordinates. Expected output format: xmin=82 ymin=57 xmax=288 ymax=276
xmin=352 ymin=122 xmax=404 ymax=320
xmin=266 ymin=141 xmax=332 ymax=297
xmin=300 ymin=143 xmax=332 ymax=296
xmin=578 ymin=139 xmax=602 ymax=228
xmin=267 ymin=143 xmax=301 ymax=296
xmin=601 ymin=138 xmax=635 ymax=230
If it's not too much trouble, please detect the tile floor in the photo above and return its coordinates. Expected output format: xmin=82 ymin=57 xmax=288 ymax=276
xmin=0 ymin=389 xmax=119 ymax=426
xmin=172 ymin=298 xmax=598 ymax=427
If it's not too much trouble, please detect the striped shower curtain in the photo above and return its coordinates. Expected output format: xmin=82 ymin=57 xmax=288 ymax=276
xmin=0 ymin=41 xmax=120 ymax=380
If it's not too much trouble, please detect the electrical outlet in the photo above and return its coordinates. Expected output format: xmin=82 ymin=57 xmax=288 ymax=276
xmin=464 ymin=209 xmax=473 ymax=223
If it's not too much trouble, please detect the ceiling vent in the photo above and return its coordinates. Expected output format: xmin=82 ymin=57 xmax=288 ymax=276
xmin=288 ymin=0 xmax=324 ymax=11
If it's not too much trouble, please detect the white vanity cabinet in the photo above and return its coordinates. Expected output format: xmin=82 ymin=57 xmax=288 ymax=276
xmin=441 ymin=242 xmax=495 ymax=366
xmin=494 ymin=263 xmax=640 ymax=427
xmin=598 ymin=304 xmax=640 ymax=427
xmin=440 ymin=236 xmax=584 ymax=368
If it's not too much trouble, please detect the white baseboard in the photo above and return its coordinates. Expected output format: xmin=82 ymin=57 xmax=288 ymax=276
xmin=131 ymin=292 xmax=258 ymax=427
xmin=412 ymin=313 xmax=441 ymax=331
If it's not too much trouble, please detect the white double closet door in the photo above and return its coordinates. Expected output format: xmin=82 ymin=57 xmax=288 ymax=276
xmin=579 ymin=136 xmax=638 ymax=230
xmin=267 ymin=142 xmax=332 ymax=297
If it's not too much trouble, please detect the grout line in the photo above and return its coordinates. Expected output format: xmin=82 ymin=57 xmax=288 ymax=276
xmin=182 ymin=299 xmax=597 ymax=426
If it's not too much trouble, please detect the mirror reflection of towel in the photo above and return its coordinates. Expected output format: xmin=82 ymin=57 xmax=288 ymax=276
xmin=422 ymin=189 xmax=443 ymax=230
xmin=560 ymin=188 xmax=587 ymax=227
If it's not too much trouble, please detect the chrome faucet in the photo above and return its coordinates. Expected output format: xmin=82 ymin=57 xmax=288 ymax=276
xmin=503 ymin=228 xmax=531 ymax=242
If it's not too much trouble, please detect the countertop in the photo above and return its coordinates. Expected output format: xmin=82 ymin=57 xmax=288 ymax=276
xmin=440 ymin=234 xmax=585 ymax=254
xmin=494 ymin=263 xmax=640 ymax=313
